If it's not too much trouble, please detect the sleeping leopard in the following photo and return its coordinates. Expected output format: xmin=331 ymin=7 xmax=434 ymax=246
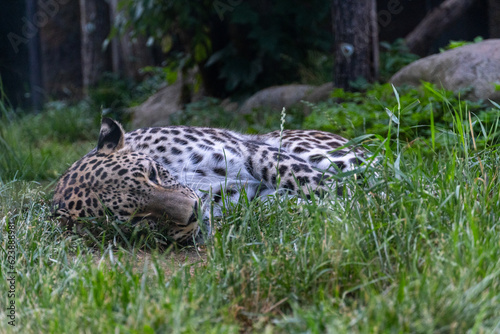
xmin=52 ymin=118 xmax=368 ymax=243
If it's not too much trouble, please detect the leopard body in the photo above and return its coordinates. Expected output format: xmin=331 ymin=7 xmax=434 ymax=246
xmin=52 ymin=118 xmax=366 ymax=243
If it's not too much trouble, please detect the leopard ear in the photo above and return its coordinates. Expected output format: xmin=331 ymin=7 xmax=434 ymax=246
xmin=97 ymin=118 xmax=125 ymax=154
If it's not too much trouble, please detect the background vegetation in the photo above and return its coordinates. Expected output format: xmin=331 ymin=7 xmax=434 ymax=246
xmin=114 ymin=0 xmax=333 ymax=96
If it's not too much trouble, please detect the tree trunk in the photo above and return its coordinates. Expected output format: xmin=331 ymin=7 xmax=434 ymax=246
xmin=40 ymin=0 xmax=82 ymax=100
xmin=119 ymin=33 xmax=155 ymax=81
xmin=108 ymin=0 xmax=154 ymax=81
xmin=405 ymin=0 xmax=476 ymax=56
xmin=488 ymin=0 xmax=500 ymax=38
xmin=332 ymin=0 xmax=378 ymax=91
xmin=79 ymin=0 xmax=112 ymax=92
xmin=26 ymin=0 xmax=43 ymax=111
xmin=108 ymin=0 xmax=123 ymax=75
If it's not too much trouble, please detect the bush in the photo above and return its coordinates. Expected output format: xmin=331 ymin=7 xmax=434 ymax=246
xmin=303 ymin=82 xmax=498 ymax=148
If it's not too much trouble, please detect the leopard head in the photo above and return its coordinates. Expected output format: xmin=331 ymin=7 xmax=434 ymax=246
xmin=52 ymin=118 xmax=201 ymax=242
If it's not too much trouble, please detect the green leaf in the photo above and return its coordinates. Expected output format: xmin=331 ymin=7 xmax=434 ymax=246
xmin=385 ymin=108 xmax=399 ymax=125
xmin=142 ymin=325 xmax=155 ymax=334
xmin=194 ymin=43 xmax=208 ymax=63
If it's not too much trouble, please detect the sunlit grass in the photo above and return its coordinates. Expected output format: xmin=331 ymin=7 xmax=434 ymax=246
xmin=0 ymin=101 xmax=96 ymax=182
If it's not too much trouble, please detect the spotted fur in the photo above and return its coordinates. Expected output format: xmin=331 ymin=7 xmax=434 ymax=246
xmin=53 ymin=118 xmax=367 ymax=243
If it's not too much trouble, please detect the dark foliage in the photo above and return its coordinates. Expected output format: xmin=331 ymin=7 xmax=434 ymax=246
xmin=116 ymin=0 xmax=332 ymax=97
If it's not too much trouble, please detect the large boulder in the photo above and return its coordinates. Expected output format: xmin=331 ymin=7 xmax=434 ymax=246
xmin=131 ymin=72 xmax=203 ymax=128
xmin=131 ymin=81 xmax=181 ymax=128
xmin=391 ymin=39 xmax=500 ymax=101
xmin=239 ymin=83 xmax=333 ymax=114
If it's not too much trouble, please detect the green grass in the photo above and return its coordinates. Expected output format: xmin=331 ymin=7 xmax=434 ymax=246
xmin=1 ymin=86 xmax=500 ymax=332
xmin=0 ymin=101 xmax=97 ymax=182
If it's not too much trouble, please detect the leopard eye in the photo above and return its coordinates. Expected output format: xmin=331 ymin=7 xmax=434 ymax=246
xmin=148 ymin=165 xmax=160 ymax=184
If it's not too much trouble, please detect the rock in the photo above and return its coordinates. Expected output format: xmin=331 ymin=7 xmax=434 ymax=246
xmin=130 ymin=82 xmax=180 ymax=128
xmin=131 ymin=72 xmax=203 ymax=128
xmin=239 ymin=84 xmax=315 ymax=114
xmin=391 ymin=39 xmax=500 ymax=101
xmin=239 ymin=83 xmax=334 ymax=114
xmin=304 ymin=82 xmax=334 ymax=104
xmin=220 ymin=98 xmax=239 ymax=113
